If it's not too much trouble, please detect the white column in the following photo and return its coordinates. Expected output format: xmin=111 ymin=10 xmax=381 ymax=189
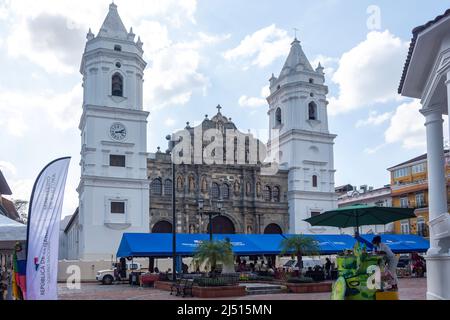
xmin=420 ymin=105 xmax=450 ymax=300
xmin=446 ymin=73 xmax=450 ymax=140
xmin=421 ymin=105 xmax=447 ymax=225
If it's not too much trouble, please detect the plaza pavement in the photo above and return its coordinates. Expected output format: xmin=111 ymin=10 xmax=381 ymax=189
xmin=58 ymin=277 xmax=427 ymax=300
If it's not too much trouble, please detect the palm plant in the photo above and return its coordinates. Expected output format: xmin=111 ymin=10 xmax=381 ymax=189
xmin=280 ymin=235 xmax=319 ymax=270
xmin=193 ymin=240 xmax=234 ymax=276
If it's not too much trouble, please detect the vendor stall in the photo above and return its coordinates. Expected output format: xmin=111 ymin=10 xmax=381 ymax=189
xmin=331 ymin=242 xmax=398 ymax=300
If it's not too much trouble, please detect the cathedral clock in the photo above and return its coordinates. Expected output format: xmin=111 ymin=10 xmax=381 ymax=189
xmin=110 ymin=122 xmax=127 ymax=141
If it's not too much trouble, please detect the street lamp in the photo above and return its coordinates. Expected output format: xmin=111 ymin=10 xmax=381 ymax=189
xmin=198 ymin=197 xmax=224 ymax=241
xmin=166 ymin=134 xmax=178 ymax=282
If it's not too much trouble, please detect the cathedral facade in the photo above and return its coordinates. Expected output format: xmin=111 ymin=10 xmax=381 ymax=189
xmin=65 ymin=4 xmax=338 ymax=261
xmin=147 ymin=107 xmax=289 ymax=236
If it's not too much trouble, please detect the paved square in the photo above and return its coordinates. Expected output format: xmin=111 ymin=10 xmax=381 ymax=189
xmin=58 ymin=278 xmax=427 ymax=300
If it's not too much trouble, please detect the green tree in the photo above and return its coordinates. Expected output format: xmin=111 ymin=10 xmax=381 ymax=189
xmin=280 ymin=235 xmax=319 ymax=269
xmin=193 ymin=240 xmax=234 ymax=275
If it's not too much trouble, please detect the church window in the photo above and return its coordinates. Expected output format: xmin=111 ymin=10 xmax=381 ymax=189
xmin=309 ymin=78 xmax=314 ymax=84
xmin=308 ymin=102 xmax=317 ymax=120
xmin=212 ymin=182 xmax=220 ymax=199
xmin=114 ymin=45 xmax=122 ymax=51
xmin=273 ymin=186 xmax=280 ymax=202
xmin=311 ymin=211 xmax=321 ymax=217
xmin=222 ymin=183 xmax=230 ymax=199
xmin=111 ymin=201 xmax=125 ymax=214
xmin=164 ymin=179 xmax=172 ymax=196
xmin=151 ymin=178 xmax=162 ymax=195
xmin=112 ymin=73 xmax=123 ymax=97
xmin=115 ymin=62 xmax=121 ymax=68
xmin=275 ymin=108 xmax=282 ymax=125
xmin=312 ymin=175 xmax=318 ymax=188
xmin=263 ymin=185 xmax=271 ymax=201
xmin=110 ymin=154 xmax=125 ymax=167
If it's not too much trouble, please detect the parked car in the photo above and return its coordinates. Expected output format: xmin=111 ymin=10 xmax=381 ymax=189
xmin=96 ymin=262 xmax=142 ymax=285
xmin=282 ymin=258 xmax=323 ymax=274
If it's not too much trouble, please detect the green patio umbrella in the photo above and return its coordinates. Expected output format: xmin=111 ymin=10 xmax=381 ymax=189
xmin=303 ymin=204 xmax=416 ymax=236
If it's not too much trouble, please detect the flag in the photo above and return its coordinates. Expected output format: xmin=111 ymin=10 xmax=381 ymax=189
xmin=12 ymin=242 xmax=26 ymax=299
xmin=25 ymin=157 xmax=71 ymax=300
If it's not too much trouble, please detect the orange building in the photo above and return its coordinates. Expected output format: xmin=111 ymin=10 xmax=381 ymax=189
xmin=387 ymin=151 xmax=450 ymax=238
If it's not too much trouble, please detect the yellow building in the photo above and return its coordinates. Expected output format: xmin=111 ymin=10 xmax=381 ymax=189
xmin=387 ymin=151 xmax=450 ymax=238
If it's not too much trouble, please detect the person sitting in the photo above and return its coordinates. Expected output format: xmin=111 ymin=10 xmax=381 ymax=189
xmin=154 ymin=267 xmax=159 ymax=274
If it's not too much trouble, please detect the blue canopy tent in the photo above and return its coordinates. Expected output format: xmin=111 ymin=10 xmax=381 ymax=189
xmin=356 ymin=234 xmax=429 ymax=254
xmin=283 ymin=234 xmax=357 ymax=255
xmin=116 ymin=233 xmax=360 ymax=258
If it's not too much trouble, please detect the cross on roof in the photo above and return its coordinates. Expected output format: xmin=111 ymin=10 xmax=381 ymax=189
xmin=293 ymin=27 xmax=299 ymax=39
xmin=216 ymin=104 xmax=222 ymax=113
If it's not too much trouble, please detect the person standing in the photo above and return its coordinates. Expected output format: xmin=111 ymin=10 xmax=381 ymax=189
xmin=324 ymin=258 xmax=332 ymax=280
xmin=372 ymin=235 xmax=399 ymax=289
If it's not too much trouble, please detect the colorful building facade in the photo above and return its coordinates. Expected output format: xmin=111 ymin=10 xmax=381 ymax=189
xmin=387 ymin=151 xmax=450 ymax=238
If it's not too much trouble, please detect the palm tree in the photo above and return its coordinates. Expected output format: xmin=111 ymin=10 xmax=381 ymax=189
xmin=280 ymin=235 xmax=319 ymax=270
xmin=193 ymin=240 xmax=234 ymax=276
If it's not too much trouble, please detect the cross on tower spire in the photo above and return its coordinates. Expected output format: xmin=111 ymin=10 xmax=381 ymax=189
xmin=216 ymin=104 xmax=222 ymax=113
xmin=293 ymin=27 xmax=299 ymax=39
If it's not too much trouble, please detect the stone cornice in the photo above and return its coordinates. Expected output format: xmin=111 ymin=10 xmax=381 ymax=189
xmin=79 ymin=104 xmax=149 ymax=129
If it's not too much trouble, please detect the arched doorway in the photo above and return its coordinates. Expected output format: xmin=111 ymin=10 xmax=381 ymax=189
xmin=264 ymin=223 xmax=282 ymax=234
xmin=207 ymin=215 xmax=235 ymax=234
xmin=151 ymin=220 xmax=173 ymax=233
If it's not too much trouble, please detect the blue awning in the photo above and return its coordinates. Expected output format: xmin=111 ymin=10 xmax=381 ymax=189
xmin=357 ymin=234 xmax=430 ymax=253
xmin=116 ymin=233 xmax=359 ymax=258
xmin=283 ymin=234 xmax=357 ymax=255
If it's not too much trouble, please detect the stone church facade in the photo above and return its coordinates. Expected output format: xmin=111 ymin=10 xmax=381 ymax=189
xmin=147 ymin=108 xmax=289 ymax=235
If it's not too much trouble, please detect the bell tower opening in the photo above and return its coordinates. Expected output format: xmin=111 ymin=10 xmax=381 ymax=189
xmin=308 ymin=102 xmax=317 ymax=120
xmin=112 ymin=73 xmax=123 ymax=97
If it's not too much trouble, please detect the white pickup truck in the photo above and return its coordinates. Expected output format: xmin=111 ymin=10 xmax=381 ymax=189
xmin=96 ymin=262 xmax=142 ymax=285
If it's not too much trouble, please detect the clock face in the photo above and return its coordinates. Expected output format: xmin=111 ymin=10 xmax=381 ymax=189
xmin=110 ymin=122 xmax=127 ymax=141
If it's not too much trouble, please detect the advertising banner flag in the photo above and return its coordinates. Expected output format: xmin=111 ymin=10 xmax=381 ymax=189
xmin=25 ymin=157 xmax=71 ymax=300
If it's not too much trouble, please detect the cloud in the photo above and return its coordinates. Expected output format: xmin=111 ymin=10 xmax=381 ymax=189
xmin=328 ymin=30 xmax=409 ymax=115
xmin=164 ymin=117 xmax=176 ymax=127
xmin=238 ymin=85 xmax=270 ymax=108
xmin=3 ymin=0 xmax=199 ymax=73
xmin=384 ymin=100 xmax=429 ymax=150
xmin=144 ymin=44 xmax=210 ymax=110
xmin=0 ymin=161 xmax=17 ymax=176
xmin=223 ymin=24 xmax=291 ymax=68
xmin=143 ymin=31 xmax=228 ymax=111
xmin=365 ymin=100 xmax=449 ymax=153
xmin=0 ymin=84 xmax=82 ymax=136
xmin=355 ymin=111 xmax=392 ymax=128
xmin=7 ymin=13 xmax=85 ymax=74
xmin=6 ymin=179 xmax=34 ymax=202
xmin=364 ymin=143 xmax=387 ymax=155
xmin=311 ymin=54 xmax=339 ymax=80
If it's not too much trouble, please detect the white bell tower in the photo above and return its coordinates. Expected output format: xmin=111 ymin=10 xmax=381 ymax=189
xmin=267 ymin=38 xmax=338 ymax=234
xmin=77 ymin=3 xmax=150 ymax=260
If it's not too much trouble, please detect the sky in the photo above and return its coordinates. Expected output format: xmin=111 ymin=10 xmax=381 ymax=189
xmin=1 ymin=0 xmax=450 ymax=217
